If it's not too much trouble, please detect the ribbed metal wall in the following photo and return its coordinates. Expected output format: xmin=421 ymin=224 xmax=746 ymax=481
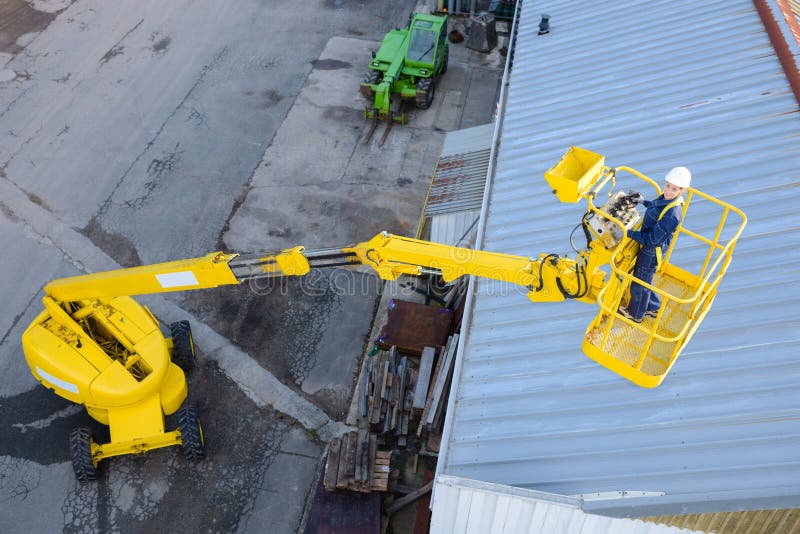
xmin=789 ymin=0 xmax=800 ymax=19
xmin=439 ymin=0 xmax=800 ymax=517
xmin=431 ymin=476 xmax=702 ymax=534
xmin=642 ymin=509 xmax=800 ymax=534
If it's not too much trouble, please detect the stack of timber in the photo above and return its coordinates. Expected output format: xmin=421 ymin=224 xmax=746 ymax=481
xmin=417 ymin=334 xmax=459 ymax=452
xmin=363 ymin=346 xmax=417 ymax=447
xmin=323 ymin=430 xmax=391 ymax=493
xmin=324 ymin=298 xmax=465 ymax=494
xmin=362 ymin=335 xmax=459 ymax=453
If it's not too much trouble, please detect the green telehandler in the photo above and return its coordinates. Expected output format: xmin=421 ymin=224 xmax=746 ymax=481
xmin=360 ymin=13 xmax=449 ymax=124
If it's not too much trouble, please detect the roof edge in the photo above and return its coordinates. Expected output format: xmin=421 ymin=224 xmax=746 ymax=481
xmin=433 ymin=0 xmax=522 ymax=487
xmin=434 ymin=474 xmax=583 ymax=508
xmin=754 ymin=0 xmax=800 ymax=107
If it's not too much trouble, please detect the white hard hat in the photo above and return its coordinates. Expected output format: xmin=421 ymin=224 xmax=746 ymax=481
xmin=665 ymin=166 xmax=691 ymax=188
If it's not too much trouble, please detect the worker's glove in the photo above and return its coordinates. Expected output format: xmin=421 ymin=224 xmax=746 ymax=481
xmin=625 ymin=191 xmax=645 ymax=205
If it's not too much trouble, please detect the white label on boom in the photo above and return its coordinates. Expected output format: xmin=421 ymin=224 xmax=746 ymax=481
xmin=156 ymin=271 xmax=199 ymax=288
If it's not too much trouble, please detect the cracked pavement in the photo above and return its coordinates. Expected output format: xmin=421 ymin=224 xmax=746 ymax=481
xmin=0 ymin=0 xmax=502 ymax=531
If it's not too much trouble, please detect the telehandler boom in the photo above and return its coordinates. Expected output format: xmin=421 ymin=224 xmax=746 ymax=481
xmin=21 ymin=147 xmax=746 ymax=481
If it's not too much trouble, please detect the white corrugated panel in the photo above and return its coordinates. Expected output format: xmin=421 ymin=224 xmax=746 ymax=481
xmin=429 ymin=210 xmax=481 ymax=246
xmin=439 ymin=0 xmax=800 ymax=517
xmin=441 ymin=122 xmax=495 ymax=157
xmin=431 ymin=475 xmax=702 ymax=534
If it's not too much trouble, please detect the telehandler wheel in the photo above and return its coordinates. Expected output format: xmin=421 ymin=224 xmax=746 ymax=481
xmin=360 ymin=70 xmax=382 ymax=98
xmin=441 ymin=45 xmax=449 ymax=74
xmin=365 ymin=69 xmax=382 ymax=85
xmin=177 ymin=404 xmax=205 ymax=463
xmin=169 ymin=321 xmax=195 ymax=371
xmin=69 ymin=427 xmax=98 ymax=483
xmin=415 ymin=78 xmax=435 ymax=109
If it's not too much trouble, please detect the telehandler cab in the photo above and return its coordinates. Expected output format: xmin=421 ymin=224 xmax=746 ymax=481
xmin=21 ymin=148 xmax=746 ymax=481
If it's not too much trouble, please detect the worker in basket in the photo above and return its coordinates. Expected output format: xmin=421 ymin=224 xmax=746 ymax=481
xmin=618 ymin=166 xmax=691 ymax=323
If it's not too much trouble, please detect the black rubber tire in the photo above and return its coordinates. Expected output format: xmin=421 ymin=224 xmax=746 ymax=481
xmin=365 ymin=69 xmax=382 ymax=85
xmin=69 ymin=427 xmax=98 ymax=483
xmin=415 ymin=78 xmax=435 ymax=109
xmin=441 ymin=45 xmax=449 ymax=74
xmin=360 ymin=69 xmax=382 ymax=98
xmin=178 ymin=404 xmax=205 ymax=463
xmin=169 ymin=321 xmax=195 ymax=371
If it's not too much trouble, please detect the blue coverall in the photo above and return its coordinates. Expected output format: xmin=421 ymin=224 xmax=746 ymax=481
xmin=625 ymin=194 xmax=683 ymax=321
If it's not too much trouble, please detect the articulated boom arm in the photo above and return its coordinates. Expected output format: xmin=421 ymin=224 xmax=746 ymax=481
xmin=35 ymin=146 xmax=747 ymax=390
xmin=44 ymin=232 xmax=609 ymax=305
xmin=47 ymin=145 xmax=655 ymax=307
xmin=339 ymin=233 xmax=609 ymax=304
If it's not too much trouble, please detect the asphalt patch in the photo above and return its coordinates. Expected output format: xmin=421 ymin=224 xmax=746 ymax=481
xmin=80 ymin=216 xmax=142 ymax=268
xmin=0 ymin=0 xmax=59 ymax=54
xmin=151 ymin=36 xmax=171 ymax=55
xmin=0 ymin=387 xmax=86 ymax=465
xmin=311 ymin=59 xmax=352 ymax=70
xmin=260 ymin=88 xmax=284 ymax=109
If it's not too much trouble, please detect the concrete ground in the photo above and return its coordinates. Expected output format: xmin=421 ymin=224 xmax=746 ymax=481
xmin=0 ymin=0 xmax=502 ymax=532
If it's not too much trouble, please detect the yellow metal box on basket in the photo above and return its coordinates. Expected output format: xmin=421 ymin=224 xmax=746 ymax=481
xmin=544 ymin=147 xmax=605 ymax=203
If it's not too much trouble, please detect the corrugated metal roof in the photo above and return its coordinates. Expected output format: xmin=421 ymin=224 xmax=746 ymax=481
xmin=426 ymin=150 xmax=491 ymax=216
xmin=789 ymin=0 xmax=800 ymax=28
xmin=431 ymin=475 xmax=703 ymax=534
xmin=788 ymin=5 xmax=800 ymax=47
xmin=439 ymin=0 xmax=800 ymax=518
xmin=426 ymin=123 xmax=494 ymax=217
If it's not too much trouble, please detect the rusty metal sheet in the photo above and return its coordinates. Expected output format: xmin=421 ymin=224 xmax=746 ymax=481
xmin=425 ymin=150 xmax=490 ymax=217
xmin=376 ymin=299 xmax=453 ymax=356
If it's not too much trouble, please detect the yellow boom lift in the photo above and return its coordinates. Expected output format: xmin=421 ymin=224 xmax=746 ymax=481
xmin=21 ymin=148 xmax=746 ymax=481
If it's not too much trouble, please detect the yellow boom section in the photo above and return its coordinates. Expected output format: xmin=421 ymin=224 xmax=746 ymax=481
xmin=46 ymin=252 xmax=239 ymax=301
xmin=44 ymin=248 xmax=311 ymax=302
xmin=340 ymin=232 xmax=602 ymax=304
xmin=343 ymin=232 xmax=538 ymax=285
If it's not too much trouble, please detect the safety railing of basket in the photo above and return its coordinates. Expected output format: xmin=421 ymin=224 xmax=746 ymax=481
xmin=588 ymin=167 xmax=747 ymax=349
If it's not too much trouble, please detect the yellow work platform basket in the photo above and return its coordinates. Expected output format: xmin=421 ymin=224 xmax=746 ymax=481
xmin=584 ymin=174 xmax=746 ymax=387
xmin=546 ymin=147 xmax=747 ymax=387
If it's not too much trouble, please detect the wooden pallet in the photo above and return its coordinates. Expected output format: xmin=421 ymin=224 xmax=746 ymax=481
xmin=371 ymin=450 xmax=391 ymax=492
xmin=323 ymin=431 xmax=392 ymax=493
